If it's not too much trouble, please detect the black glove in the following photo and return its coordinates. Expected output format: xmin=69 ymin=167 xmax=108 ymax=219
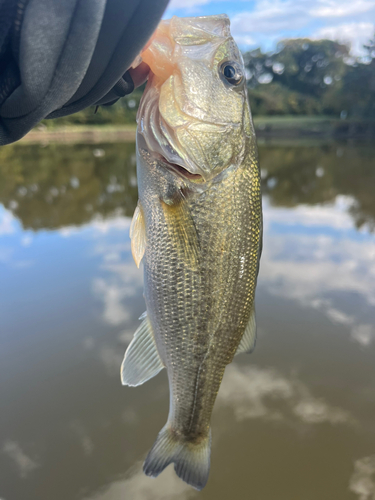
xmin=0 ymin=0 xmax=169 ymax=145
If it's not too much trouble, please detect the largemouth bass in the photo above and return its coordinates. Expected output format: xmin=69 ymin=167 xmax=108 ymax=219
xmin=121 ymin=14 xmax=262 ymax=490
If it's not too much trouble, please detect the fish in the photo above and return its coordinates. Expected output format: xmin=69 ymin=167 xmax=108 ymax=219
xmin=121 ymin=14 xmax=262 ymax=490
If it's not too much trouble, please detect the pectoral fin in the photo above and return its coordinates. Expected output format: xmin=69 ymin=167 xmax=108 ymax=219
xmin=121 ymin=316 xmax=165 ymax=386
xmin=130 ymin=202 xmax=146 ymax=268
xmin=161 ymin=190 xmax=199 ymax=270
xmin=235 ymin=305 xmax=257 ymax=355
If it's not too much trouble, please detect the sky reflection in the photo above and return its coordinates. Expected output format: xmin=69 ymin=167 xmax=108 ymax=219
xmin=260 ymin=195 xmax=375 ymax=348
xmin=218 ymin=364 xmax=354 ymax=425
xmin=1 ymin=141 xmax=374 ymax=500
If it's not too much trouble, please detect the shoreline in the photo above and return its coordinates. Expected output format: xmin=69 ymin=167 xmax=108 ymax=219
xmin=17 ymin=117 xmax=375 ymax=144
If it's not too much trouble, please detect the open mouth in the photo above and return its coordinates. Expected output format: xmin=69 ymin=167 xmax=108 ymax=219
xmin=160 ymin=156 xmax=204 ymax=182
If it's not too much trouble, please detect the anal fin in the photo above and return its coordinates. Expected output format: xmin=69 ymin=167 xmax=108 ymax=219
xmin=235 ymin=304 xmax=257 ymax=355
xmin=121 ymin=316 xmax=164 ymax=386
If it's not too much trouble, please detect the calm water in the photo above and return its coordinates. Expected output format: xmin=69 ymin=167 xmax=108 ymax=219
xmin=0 ymin=140 xmax=375 ymax=500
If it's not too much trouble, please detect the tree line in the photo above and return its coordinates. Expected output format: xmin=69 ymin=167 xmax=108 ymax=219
xmin=245 ymin=33 xmax=375 ymax=118
xmin=42 ymin=33 xmax=375 ymax=127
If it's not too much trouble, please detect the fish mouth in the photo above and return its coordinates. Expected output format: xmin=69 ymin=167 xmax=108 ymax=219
xmin=137 ymin=81 xmax=206 ymax=183
xmin=159 ymin=155 xmax=204 ymax=182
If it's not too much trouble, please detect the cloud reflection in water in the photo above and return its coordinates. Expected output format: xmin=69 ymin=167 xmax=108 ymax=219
xmin=2 ymin=441 xmax=39 ymax=479
xmin=349 ymin=455 xmax=375 ymax=500
xmin=260 ymin=195 xmax=375 ymax=347
xmin=218 ymin=364 xmax=354 ymax=425
xmin=85 ymin=462 xmax=194 ymax=500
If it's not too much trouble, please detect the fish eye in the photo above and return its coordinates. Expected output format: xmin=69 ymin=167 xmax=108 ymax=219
xmin=220 ymin=61 xmax=244 ymax=86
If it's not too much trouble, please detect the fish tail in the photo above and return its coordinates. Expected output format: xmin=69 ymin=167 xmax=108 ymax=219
xmin=143 ymin=424 xmax=211 ymax=490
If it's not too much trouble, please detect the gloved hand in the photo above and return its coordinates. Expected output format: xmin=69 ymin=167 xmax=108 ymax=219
xmin=0 ymin=0 xmax=169 ymax=145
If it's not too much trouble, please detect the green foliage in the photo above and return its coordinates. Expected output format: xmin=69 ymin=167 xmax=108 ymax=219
xmin=245 ymin=35 xmax=375 ymax=119
xmin=335 ymin=33 xmax=375 ymax=118
xmin=38 ymin=35 xmax=375 ymax=125
xmin=248 ymin=82 xmax=322 ymax=115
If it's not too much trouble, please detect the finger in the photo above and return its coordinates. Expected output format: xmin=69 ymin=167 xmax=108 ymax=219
xmin=128 ymin=62 xmax=150 ymax=88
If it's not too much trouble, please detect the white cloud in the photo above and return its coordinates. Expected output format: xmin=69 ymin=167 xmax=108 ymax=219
xmin=59 ymin=216 xmax=131 ymax=238
xmin=0 ymin=208 xmax=16 ymax=235
xmin=88 ymin=229 xmax=145 ymax=381
xmin=168 ymin=0 xmax=216 ymax=8
xmin=217 ymin=364 xmax=354 ymax=425
xmin=166 ymin=0 xmax=375 ymax=55
xmin=92 ymin=242 xmax=131 ymax=261
xmin=313 ymin=22 xmax=375 ymax=55
xmin=231 ymin=1 xmax=310 ymax=37
xmin=264 ymin=195 xmax=358 ymax=230
xmin=351 ymin=324 xmax=375 ymax=347
xmin=311 ymin=0 xmax=375 ymax=18
xmin=85 ymin=462 xmax=194 ymax=500
xmin=93 ymin=279 xmax=134 ymax=326
xmin=93 ymin=261 xmax=143 ymax=327
xmin=21 ymin=235 xmax=32 ymax=247
xmin=89 ymin=221 xmax=144 ymax=380
xmin=2 ymin=441 xmax=39 ymax=478
xmin=89 ymin=217 xmax=132 ymax=234
xmin=88 ymin=216 xmax=143 ymax=327
xmin=70 ymin=422 xmax=94 ymax=456
xmin=325 ymin=307 xmax=353 ymax=326
xmin=232 ymin=34 xmax=257 ymax=46
xmin=349 ymin=455 xmax=375 ymax=500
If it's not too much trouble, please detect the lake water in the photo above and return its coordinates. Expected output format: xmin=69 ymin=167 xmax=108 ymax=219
xmin=0 ymin=140 xmax=375 ymax=500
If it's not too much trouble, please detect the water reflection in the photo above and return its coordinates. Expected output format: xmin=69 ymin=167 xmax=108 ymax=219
xmin=0 ymin=140 xmax=375 ymax=500
xmin=260 ymin=143 xmax=375 ymax=231
xmin=2 ymin=441 xmax=39 ymax=479
xmin=0 ymin=143 xmax=138 ymax=230
xmin=261 ymin=197 xmax=375 ymax=348
xmin=217 ymin=365 xmax=354 ymax=425
xmin=1 ymin=142 xmax=375 ymax=232
xmin=349 ymin=455 xmax=375 ymax=500
xmin=85 ymin=464 xmax=194 ymax=500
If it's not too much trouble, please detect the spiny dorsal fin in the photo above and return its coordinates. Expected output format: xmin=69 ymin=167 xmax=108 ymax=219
xmin=130 ymin=201 xmax=146 ymax=268
xmin=121 ymin=316 xmax=164 ymax=387
xmin=235 ymin=305 xmax=257 ymax=355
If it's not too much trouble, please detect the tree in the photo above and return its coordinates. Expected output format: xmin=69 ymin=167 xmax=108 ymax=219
xmin=336 ymin=32 xmax=375 ymax=118
xmin=243 ymin=36 xmax=375 ymax=120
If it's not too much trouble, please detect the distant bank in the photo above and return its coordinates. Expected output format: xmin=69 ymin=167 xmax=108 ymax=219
xmin=254 ymin=116 xmax=375 ymax=140
xmin=18 ymin=116 xmax=375 ymax=144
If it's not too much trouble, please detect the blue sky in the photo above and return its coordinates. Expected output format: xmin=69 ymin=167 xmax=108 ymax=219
xmin=164 ymin=0 xmax=375 ymax=55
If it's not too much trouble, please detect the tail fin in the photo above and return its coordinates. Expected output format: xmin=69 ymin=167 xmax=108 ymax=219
xmin=143 ymin=424 xmax=211 ymax=490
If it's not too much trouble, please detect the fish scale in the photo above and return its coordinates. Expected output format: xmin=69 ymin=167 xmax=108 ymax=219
xmin=141 ymin=150 xmax=261 ymax=443
xmin=121 ymin=14 xmax=262 ymax=490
